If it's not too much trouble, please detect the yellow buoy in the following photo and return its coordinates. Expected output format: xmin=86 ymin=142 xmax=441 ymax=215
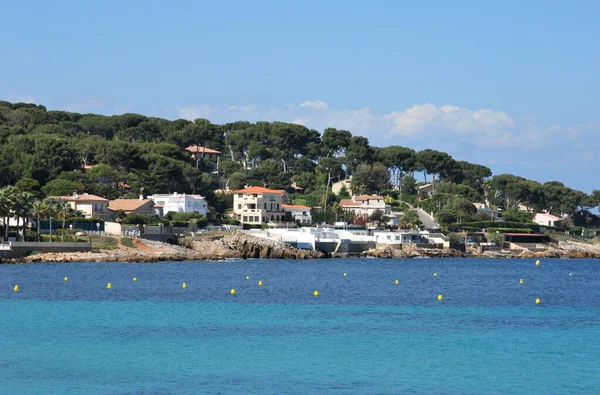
xmin=395 ymin=279 xmax=399 ymax=285
xmin=258 ymin=280 xmax=263 ymax=287
xmin=535 ymin=260 xmax=540 ymax=266
xmin=107 ymin=283 xmax=112 ymax=289
xmin=535 ymin=298 xmax=541 ymax=305
xmin=246 ymin=275 xmax=250 ymax=280
xmin=133 ymin=277 xmax=137 ymax=281
xmin=182 ymin=282 xmax=187 ymax=289
xmin=520 ymin=279 xmax=523 ymax=284
xmin=64 ymin=277 xmax=69 ymax=282
xmin=437 ymin=294 xmax=443 ymax=301
xmin=343 ymin=273 xmax=347 ymax=277
xmin=313 ymin=290 xmax=319 ymax=297
xmin=13 ymin=284 xmax=19 ymax=292
xmin=231 ymin=288 xmax=236 ymax=295
xmin=433 ymin=273 xmax=437 ymax=277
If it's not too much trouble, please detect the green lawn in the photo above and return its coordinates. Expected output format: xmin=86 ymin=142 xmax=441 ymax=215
xmin=120 ymin=237 xmax=136 ymax=248
xmin=90 ymin=236 xmax=118 ymax=251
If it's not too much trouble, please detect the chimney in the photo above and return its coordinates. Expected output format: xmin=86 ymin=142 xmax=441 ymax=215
xmin=139 ymin=194 xmax=144 ymax=200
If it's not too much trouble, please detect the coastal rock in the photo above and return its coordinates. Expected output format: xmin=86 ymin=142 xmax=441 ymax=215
xmin=181 ymin=232 xmax=325 ymax=260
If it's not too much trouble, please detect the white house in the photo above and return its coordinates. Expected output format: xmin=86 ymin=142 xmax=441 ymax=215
xmin=147 ymin=193 xmax=209 ymax=217
xmin=232 ymin=186 xmax=286 ymax=225
xmin=473 ymin=202 xmax=502 ymax=220
xmin=339 ymin=195 xmax=390 ymax=218
xmin=533 ymin=212 xmax=562 ymax=227
xmin=282 ymin=204 xmax=312 ymax=224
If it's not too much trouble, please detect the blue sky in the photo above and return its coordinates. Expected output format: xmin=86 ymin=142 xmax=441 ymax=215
xmin=2 ymin=0 xmax=599 ymax=192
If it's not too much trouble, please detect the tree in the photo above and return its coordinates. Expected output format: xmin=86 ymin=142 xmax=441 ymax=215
xmin=345 ymin=136 xmax=373 ymax=173
xmin=42 ymin=198 xmax=56 ymax=242
xmin=42 ymin=179 xmax=82 ymax=197
xmin=321 ymin=128 xmax=351 ymax=157
xmin=376 ymin=146 xmax=416 ymax=187
xmin=31 ymin=200 xmax=45 ymax=241
xmin=414 ymin=149 xmax=458 ymax=192
xmin=399 ymin=174 xmax=417 ymax=195
xmin=55 ymin=201 xmax=72 ymax=242
xmin=398 ymin=210 xmax=419 ymax=229
xmin=351 ymin=164 xmax=391 ymax=195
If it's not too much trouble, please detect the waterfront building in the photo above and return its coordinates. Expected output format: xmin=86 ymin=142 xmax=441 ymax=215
xmin=50 ymin=192 xmax=109 ymax=219
xmin=232 ymin=187 xmax=286 ymax=225
xmin=147 ymin=193 xmax=208 ymax=217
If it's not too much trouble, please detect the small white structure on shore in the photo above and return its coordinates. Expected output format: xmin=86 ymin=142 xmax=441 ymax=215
xmin=282 ymin=204 xmax=312 ymax=224
xmin=147 ymin=193 xmax=208 ymax=217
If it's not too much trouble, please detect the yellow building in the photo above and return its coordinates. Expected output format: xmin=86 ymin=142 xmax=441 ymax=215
xmin=51 ymin=193 xmax=109 ymax=219
xmin=232 ymin=187 xmax=286 ymax=225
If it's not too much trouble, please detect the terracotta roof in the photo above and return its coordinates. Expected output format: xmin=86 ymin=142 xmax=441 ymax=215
xmin=118 ymin=181 xmax=131 ymax=189
xmin=354 ymin=195 xmax=383 ymax=201
xmin=185 ymin=146 xmax=221 ymax=154
xmin=109 ymin=199 xmax=154 ymax=212
xmin=82 ymin=164 xmax=95 ymax=170
xmin=52 ymin=193 xmax=109 ymax=202
xmin=282 ymin=204 xmax=311 ymax=210
xmin=417 ymin=183 xmax=433 ymax=189
xmin=233 ymin=187 xmax=286 ymax=195
xmin=339 ymin=199 xmax=364 ymax=208
xmin=153 ymin=204 xmax=164 ymax=208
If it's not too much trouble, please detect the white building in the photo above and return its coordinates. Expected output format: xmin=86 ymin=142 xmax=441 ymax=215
xmin=232 ymin=187 xmax=286 ymax=225
xmin=147 ymin=193 xmax=208 ymax=217
xmin=282 ymin=204 xmax=312 ymax=224
xmin=533 ymin=212 xmax=562 ymax=227
xmin=339 ymin=195 xmax=390 ymax=218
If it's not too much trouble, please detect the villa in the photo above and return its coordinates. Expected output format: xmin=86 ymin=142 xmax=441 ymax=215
xmin=232 ymin=186 xmax=287 ymax=225
xmin=50 ymin=192 xmax=109 ymax=219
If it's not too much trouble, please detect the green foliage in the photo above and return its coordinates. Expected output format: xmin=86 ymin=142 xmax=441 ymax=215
xmin=1 ymin=99 xmax=598 ymax=228
xmin=42 ymin=179 xmax=82 ymax=197
xmin=120 ymin=237 xmax=136 ymax=248
xmin=487 ymin=228 xmax=533 ymax=234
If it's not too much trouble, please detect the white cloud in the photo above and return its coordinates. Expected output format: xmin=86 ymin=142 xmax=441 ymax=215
xmin=176 ymin=101 xmax=598 ymax=155
xmin=178 ymin=105 xmax=215 ymax=120
xmin=299 ymin=100 xmax=328 ymax=110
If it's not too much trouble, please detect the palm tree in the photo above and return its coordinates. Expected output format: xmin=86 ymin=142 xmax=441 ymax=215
xmin=14 ymin=192 xmax=34 ymax=242
xmin=43 ymin=198 xmax=56 ymax=242
xmin=31 ymin=200 xmax=46 ymax=242
xmin=55 ymin=201 xmax=73 ymax=242
xmin=0 ymin=187 xmax=11 ymax=241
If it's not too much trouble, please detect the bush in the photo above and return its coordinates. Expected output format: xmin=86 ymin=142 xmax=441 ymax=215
xmin=448 ymin=221 xmax=539 ymax=232
xmin=487 ymin=228 xmax=533 ymax=234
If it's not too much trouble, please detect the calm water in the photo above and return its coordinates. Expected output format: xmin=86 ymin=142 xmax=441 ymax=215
xmin=1 ymin=258 xmax=599 ymax=394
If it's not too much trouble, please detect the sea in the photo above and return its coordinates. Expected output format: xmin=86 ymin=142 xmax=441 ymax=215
xmin=1 ymin=258 xmax=599 ymax=394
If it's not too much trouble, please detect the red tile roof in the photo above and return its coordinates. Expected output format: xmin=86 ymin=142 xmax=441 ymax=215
xmin=109 ymin=199 xmax=154 ymax=212
xmin=339 ymin=199 xmax=364 ymax=208
xmin=185 ymin=146 xmax=221 ymax=154
xmin=52 ymin=193 xmax=109 ymax=202
xmin=282 ymin=204 xmax=311 ymax=210
xmin=354 ymin=195 xmax=384 ymax=201
xmin=233 ymin=187 xmax=286 ymax=195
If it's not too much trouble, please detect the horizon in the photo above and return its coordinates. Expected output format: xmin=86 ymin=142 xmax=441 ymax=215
xmin=2 ymin=1 xmax=599 ymax=193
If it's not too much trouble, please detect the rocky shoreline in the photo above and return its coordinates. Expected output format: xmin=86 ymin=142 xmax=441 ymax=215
xmin=2 ymin=232 xmax=600 ymax=264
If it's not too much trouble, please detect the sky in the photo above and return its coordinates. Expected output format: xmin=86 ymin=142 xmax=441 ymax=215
xmin=1 ymin=0 xmax=599 ymax=192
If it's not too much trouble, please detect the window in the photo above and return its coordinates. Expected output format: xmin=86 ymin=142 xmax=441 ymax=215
xmin=276 ymin=203 xmax=279 ymax=210
xmin=264 ymin=203 xmax=267 ymax=209
xmin=254 ymin=216 xmax=259 ymax=222
xmin=238 ymin=204 xmax=241 ymax=209
xmin=243 ymin=216 xmax=248 ymax=222
xmin=238 ymin=194 xmax=243 ymax=198
xmin=253 ymin=194 xmax=258 ymax=198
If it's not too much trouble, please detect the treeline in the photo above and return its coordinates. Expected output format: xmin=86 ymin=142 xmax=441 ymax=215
xmin=1 ymin=100 xmax=599 ymax=227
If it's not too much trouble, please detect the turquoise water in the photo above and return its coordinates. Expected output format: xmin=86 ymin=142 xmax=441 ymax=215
xmin=1 ymin=258 xmax=599 ymax=394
